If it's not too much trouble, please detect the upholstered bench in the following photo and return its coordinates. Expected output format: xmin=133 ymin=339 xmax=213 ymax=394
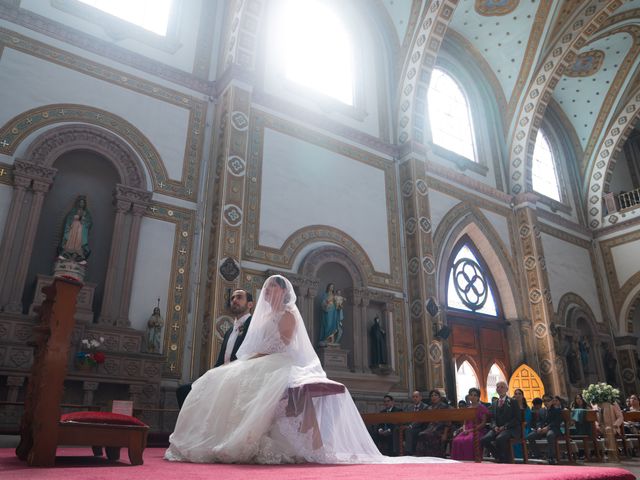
xmin=59 ymin=411 xmax=149 ymax=465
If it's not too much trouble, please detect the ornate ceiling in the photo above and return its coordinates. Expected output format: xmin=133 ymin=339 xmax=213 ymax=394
xmin=380 ymin=0 xmax=640 ymax=230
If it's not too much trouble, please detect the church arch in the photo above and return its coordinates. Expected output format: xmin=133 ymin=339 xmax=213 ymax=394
xmin=433 ymin=203 xmax=521 ymax=320
xmin=0 ymin=123 xmax=151 ymax=327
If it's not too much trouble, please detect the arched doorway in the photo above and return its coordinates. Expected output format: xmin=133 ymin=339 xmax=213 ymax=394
xmin=446 ymin=236 xmax=511 ymax=402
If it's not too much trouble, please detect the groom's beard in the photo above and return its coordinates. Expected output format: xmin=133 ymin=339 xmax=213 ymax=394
xmin=230 ymin=304 xmax=249 ymax=316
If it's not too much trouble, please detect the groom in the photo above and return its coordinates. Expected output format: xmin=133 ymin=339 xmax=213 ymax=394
xmin=175 ymin=289 xmax=254 ymax=408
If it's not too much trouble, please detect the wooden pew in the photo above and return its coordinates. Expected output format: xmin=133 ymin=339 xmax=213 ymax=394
xmin=570 ymin=409 xmax=601 ymax=462
xmin=362 ymin=407 xmax=479 ymax=461
xmin=621 ymin=411 xmax=640 ymax=457
xmin=528 ymin=409 xmax=574 ymax=463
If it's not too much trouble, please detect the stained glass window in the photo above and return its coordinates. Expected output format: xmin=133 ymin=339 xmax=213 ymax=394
xmin=447 ymin=244 xmax=497 ymax=316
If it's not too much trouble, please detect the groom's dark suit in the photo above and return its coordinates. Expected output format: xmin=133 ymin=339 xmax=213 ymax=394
xmin=176 ymin=315 xmax=252 ymax=408
xmin=214 ymin=316 xmax=252 ymax=367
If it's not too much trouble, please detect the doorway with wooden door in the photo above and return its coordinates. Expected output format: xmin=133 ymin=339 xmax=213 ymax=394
xmin=444 ymin=237 xmax=511 ymax=403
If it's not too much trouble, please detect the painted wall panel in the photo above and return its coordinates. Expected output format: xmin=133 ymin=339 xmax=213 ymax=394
xmin=542 ymin=233 xmax=602 ymax=323
xmin=611 ymin=238 xmax=640 ymax=286
xmin=0 ymin=48 xmax=189 ymax=180
xmin=129 ymin=217 xmax=175 ymax=335
xmin=260 ymin=128 xmax=390 ymax=273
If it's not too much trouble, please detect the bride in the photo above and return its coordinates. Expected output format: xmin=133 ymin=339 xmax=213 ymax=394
xmin=165 ymin=275 xmax=455 ymax=464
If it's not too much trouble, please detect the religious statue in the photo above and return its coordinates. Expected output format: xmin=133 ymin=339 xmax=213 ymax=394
xmin=144 ymin=302 xmax=164 ymax=354
xmin=319 ymin=283 xmax=342 ymax=346
xmin=566 ymin=339 xmax=580 ymax=384
xmin=370 ymin=316 xmax=387 ymax=367
xmin=58 ymin=195 xmax=93 ymax=263
xmin=333 ymin=289 xmax=345 ymax=344
xmin=578 ymin=336 xmax=590 ymax=372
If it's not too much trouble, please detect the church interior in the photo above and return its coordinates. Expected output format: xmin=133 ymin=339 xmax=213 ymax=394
xmin=2 ymin=0 xmax=640 ymax=472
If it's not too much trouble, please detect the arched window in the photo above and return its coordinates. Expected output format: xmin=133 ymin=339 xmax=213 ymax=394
xmin=428 ymin=68 xmax=477 ymax=162
xmin=456 ymin=360 xmax=480 ymax=403
xmin=271 ymin=0 xmax=355 ymax=105
xmin=78 ymin=0 xmax=173 ymax=35
xmin=447 ymin=244 xmax=498 ymax=316
xmin=531 ymin=129 xmax=561 ymax=201
xmin=486 ymin=363 xmax=507 ymax=400
xmin=447 ymin=237 xmax=510 ymax=402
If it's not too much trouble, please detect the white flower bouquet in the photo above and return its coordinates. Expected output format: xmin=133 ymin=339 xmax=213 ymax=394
xmin=582 ymin=382 xmax=619 ymax=405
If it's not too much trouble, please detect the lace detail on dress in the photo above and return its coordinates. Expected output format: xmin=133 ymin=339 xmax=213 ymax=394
xmin=254 ymin=398 xmax=338 ymax=464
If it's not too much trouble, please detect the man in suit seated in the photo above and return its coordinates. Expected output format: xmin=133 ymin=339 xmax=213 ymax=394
xmin=371 ymin=394 xmax=402 ymax=455
xmin=481 ymin=381 xmax=521 ymax=463
xmin=527 ymin=394 xmax=563 ymax=464
xmin=176 ymin=289 xmax=253 ymax=408
xmin=404 ymin=390 xmax=429 ymax=455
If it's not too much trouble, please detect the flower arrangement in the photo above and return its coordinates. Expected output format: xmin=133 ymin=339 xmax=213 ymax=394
xmin=76 ymin=337 xmax=106 ymax=367
xmin=582 ymin=382 xmax=620 ymax=405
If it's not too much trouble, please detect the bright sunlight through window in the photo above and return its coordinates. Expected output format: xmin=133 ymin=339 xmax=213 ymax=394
xmin=272 ymin=0 xmax=354 ymax=105
xmin=428 ymin=68 xmax=476 ymax=161
xmin=78 ymin=0 xmax=172 ymax=36
xmin=447 ymin=245 xmax=497 ymax=316
xmin=456 ymin=361 xmax=479 ymax=403
xmin=531 ymin=130 xmax=561 ymax=202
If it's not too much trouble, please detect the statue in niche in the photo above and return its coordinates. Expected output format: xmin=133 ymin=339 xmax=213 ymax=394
xmin=565 ymin=339 xmax=580 ymax=384
xmin=144 ymin=300 xmax=164 ymax=354
xmin=318 ymin=283 xmax=343 ymax=347
xmin=58 ymin=195 xmax=93 ymax=264
xmin=370 ymin=316 xmax=387 ymax=367
xmin=579 ymin=336 xmax=590 ymax=373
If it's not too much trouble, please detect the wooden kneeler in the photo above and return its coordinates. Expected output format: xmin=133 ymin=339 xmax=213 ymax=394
xmin=15 ymin=278 xmax=149 ymax=467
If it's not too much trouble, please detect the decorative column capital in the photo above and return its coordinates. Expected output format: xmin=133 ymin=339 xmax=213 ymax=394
xmin=13 ymin=159 xmax=57 ymax=184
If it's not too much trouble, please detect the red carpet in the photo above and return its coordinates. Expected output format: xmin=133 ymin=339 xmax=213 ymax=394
xmin=0 ymin=448 xmax=635 ymax=480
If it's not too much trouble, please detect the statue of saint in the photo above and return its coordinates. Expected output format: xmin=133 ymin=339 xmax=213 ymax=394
xmin=319 ymin=283 xmax=340 ymax=346
xmin=145 ymin=303 xmax=164 ymax=354
xmin=58 ymin=195 xmax=93 ymax=263
xmin=578 ymin=336 xmax=590 ymax=372
xmin=370 ymin=316 xmax=387 ymax=367
xmin=566 ymin=339 xmax=580 ymax=384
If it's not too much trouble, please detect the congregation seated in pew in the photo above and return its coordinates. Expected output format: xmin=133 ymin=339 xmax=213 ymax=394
xmin=414 ymin=389 xmax=451 ymax=457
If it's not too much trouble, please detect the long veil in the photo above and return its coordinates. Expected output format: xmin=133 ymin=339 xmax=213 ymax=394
xmin=236 ymin=275 xmax=455 ymax=464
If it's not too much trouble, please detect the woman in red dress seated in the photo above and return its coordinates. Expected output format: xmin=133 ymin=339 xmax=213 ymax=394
xmin=450 ymin=387 xmax=489 ymax=460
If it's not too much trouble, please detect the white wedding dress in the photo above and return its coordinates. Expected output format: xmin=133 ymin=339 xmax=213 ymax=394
xmin=165 ymin=275 xmax=456 ymax=465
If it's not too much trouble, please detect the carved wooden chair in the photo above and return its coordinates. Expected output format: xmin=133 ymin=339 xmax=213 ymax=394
xmin=15 ymin=278 xmax=149 ymax=467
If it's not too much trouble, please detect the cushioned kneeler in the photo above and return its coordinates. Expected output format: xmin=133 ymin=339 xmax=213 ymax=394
xmin=59 ymin=412 xmax=149 ymax=464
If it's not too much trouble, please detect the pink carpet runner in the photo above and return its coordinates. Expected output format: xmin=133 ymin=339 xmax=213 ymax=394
xmin=0 ymin=448 xmax=635 ymax=480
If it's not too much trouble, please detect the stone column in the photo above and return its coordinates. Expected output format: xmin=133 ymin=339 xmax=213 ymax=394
xmin=200 ymin=85 xmax=252 ymax=376
xmin=6 ymin=180 xmax=52 ymax=313
xmin=99 ymin=185 xmax=151 ymax=326
xmin=0 ymin=177 xmax=29 ymax=309
xmin=99 ymin=197 xmax=130 ymax=324
xmin=352 ymin=289 xmax=367 ymax=373
xmin=6 ymin=376 xmax=25 ymax=403
xmin=0 ymin=160 xmax=56 ymax=313
xmin=398 ymin=148 xmax=441 ymax=391
xmin=382 ymin=302 xmax=395 ymax=371
xmin=116 ymin=201 xmax=147 ymax=326
xmin=82 ymin=381 xmax=99 ymax=406
xmin=129 ymin=384 xmax=144 ymax=407
xmin=513 ymin=194 xmax=564 ymax=396
xmin=306 ymin=287 xmax=318 ymax=342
